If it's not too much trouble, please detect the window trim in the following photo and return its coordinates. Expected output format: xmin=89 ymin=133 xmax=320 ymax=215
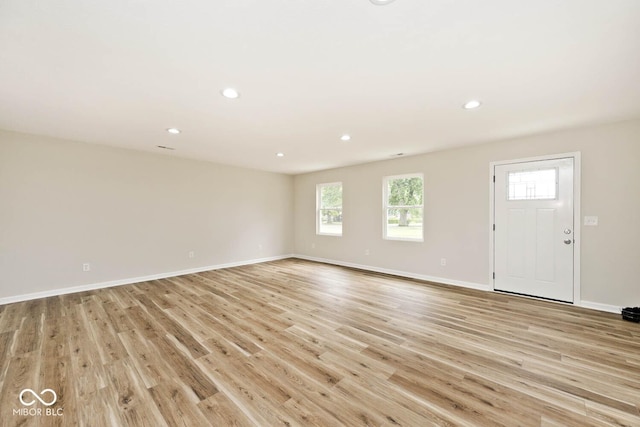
xmin=316 ymin=182 xmax=343 ymax=237
xmin=382 ymin=173 xmax=424 ymax=242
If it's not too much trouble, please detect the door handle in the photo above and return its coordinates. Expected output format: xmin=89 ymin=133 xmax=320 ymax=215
xmin=564 ymin=239 xmax=572 ymax=245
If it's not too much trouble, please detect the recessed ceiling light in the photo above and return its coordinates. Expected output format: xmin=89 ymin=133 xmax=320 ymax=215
xmin=340 ymin=134 xmax=351 ymax=141
xmin=370 ymin=0 xmax=397 ymax=5
xmin=221 ymin=88 xmax=240 ymax=99
xmin=463 ymin=100 xmax=482 ymax=109
xmin=276 ymin=152 xmax=285 ymax=157
xmin=166 ymin=128 xmax=181 ymax=134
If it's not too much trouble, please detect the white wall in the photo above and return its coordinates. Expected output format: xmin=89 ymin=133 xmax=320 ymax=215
xmin=0 ymin=130 xmax=294 ymax=300
xmin=2 ymin=120 xmax=639 ymax=309
xmin=293 ymin=119 xmax=640 ymax=309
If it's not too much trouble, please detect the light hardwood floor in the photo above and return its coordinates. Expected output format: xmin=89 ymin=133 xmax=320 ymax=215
xmin=1 ymin=259 xmax=639 ymax=426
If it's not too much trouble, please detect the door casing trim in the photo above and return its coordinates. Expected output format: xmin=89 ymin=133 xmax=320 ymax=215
xmin=489 ymin=152 xmax=581 ymax=304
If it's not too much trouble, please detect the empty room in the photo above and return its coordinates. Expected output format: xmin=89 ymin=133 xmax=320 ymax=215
xmin=1 ymin=0 xmax=639 ymax=426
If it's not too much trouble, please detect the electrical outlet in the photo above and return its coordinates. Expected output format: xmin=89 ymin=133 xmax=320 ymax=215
xmin=82 ymin=263 xmax=91 ymax=272
xmin=311 ymin=243 xmax=315 ymax=249
xmin=365 ymin=249 xmax=370 ymax=256
xmin=258 ymin=244 xmax=263 ymax=251
xmin=440 ymin=258 xmax=447 ymax=266
xmin=188 ymin=251 xmax=195 ymax=259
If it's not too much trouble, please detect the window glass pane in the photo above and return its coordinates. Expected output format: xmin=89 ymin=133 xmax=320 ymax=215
xmin=317 ymin=182 xmax=342 ymax=236
xmin=508 ymin=168 xmax=557 ymax=200
xmin=387 ymin=177 xmax=423 ymax=207
xmin=319 ymin=209 xmax=342 ymax=235
xmin=320 ymin=184 xmax=342 ymax=208
xmin=384 ymin=174 xmax=423 ymax=241
xmin=386 ymin=208 xmax=423 ymax=239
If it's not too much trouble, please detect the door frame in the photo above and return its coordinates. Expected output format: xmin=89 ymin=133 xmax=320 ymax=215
xmin=489 ymin=152 xmax=582 ymax=304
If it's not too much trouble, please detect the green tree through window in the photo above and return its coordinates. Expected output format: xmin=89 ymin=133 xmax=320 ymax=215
xmin=384 ymin=174 xmax=423 ymax=241
xmin=317 ymin=182 xmax=342 ymax=235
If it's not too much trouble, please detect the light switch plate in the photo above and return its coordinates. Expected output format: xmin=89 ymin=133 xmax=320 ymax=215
xmin=584 ymin=216 xmax=598 ymax=226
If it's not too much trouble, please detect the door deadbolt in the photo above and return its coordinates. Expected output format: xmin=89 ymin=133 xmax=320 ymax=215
xmin=564 ymin=229 xmax=572 ymax=235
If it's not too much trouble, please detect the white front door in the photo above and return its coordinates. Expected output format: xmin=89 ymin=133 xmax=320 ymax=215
xmin=493 ymin=157 xmax=575 ymax=302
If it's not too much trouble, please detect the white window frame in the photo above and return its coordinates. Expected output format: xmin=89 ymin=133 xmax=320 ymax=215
xmin=383 ymin=173 xmax=424 ymax=242
xmin=316 ymin=182 xmax=343 ymax=236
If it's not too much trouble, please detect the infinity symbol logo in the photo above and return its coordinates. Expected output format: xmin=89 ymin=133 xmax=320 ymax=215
xmin=19 ymin=389 xmax=57 ymax=406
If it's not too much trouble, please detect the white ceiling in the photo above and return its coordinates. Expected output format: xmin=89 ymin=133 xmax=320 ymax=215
xmin=1 ymin=0 xmax=639 ymax=175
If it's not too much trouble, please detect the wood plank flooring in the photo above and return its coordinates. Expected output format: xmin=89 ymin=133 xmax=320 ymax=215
xmin=1 ymin=258 xmax=639 ymax=426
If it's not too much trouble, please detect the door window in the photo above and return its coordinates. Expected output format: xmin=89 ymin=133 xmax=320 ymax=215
xmin=507 ymin=168 xmax=557 ymax=201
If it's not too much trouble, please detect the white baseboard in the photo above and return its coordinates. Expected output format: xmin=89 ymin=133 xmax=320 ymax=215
xmin=293 ymin=255 xmax=624 ymax=315
xmin=2 ymin=254 xmax=622 ymax=317
xmin=293 ymin=254 xmax=491 ymax=292
xmin=0 ymin=254 xmax=294 ymax=306
xmin=578 ymin=300 xmax=622 ymax=314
